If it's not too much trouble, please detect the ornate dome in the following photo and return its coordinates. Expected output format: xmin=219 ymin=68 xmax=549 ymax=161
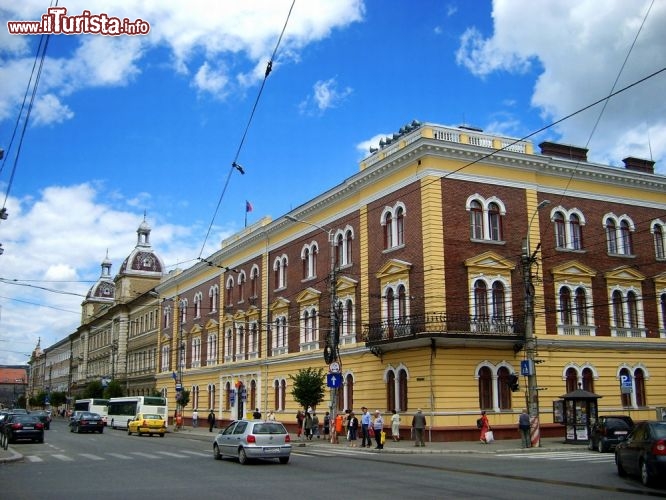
xmin=118 ymin=216 xmax=164 ymax=276
xmin=85 ymin=250 xmax=115 ymax=301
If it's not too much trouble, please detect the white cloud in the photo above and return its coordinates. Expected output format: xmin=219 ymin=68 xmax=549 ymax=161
xmin=457 ymin=0 xmax=666 ymax=169
xmin=192 ymin=62 xmax=230 ymax=98
xmin=31 ymin=94 xmax=74 ymax=126
xmin=299 ymin=78 xmax=353 ymax=115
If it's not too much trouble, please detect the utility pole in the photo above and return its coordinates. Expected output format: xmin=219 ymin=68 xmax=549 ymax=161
xmin=521 ymin=199 xmax=550 ymax=448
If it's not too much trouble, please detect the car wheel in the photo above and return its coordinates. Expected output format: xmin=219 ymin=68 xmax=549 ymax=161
xmin=238 ymin=447 xmax=248 ymax=465
xmin=77 ymin=426 xmax=82 ymax=434
xmin=213 ymin=443 xmax=222 ymax=460
xmin=279 ymin=456 xmax=290 ymax=464
xmin=640 ymin=460 xmax=653 ymax=487
xmin=127 ymin=428 xmax=132 ymax=435
xmin=159 ymin=433 xmax=164 ymax=437
xmin=615 ymin=453 xmax=627 ymax=477
xmin=597 ymin=439 xmax=606 ymax=453
xmin=70 ymin=426 xmax=74 ymax=433
xmin=99 ymin=428 xmax=103 ymax=434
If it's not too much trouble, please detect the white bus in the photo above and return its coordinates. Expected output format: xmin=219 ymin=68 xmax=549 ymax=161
xmin=107 ymin=396 xmax=168 ymax=429
xmin=74 ymin=398 xmax=109 ymax=425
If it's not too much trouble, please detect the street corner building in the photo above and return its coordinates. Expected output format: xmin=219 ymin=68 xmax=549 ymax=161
xmin=30 ymin=121 xmax=666 ymax=441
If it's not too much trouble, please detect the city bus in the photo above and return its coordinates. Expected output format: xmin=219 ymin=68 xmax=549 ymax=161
xmin=107 ymin=396 xmax=168 ymax=429
xmin=74 ymin=398 xmax=109 ymax=425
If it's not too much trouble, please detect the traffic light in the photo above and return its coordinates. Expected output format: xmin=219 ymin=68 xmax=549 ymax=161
xmin=508 ymin=374 xmax=520 ymax=392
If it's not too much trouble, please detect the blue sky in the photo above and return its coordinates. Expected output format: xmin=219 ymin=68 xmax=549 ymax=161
xmin=0 ymin=0 xmax=664 ymax=364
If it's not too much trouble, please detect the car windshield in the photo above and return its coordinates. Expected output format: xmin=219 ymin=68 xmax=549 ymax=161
xmin=80 ymin=412 xmax=99 ymax=419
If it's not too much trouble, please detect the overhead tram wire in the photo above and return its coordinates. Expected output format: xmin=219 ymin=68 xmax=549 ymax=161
xmin=197 ymin=0 xmax=296 ymax=261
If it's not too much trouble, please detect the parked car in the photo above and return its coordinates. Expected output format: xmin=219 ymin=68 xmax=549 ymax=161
xmin=69 ymin=411 xmax=104 ymax=433
xmin=588 ymin=415 xmax=634 ymax=452
xmin=30 ymin=410 xmax=52 ymax=430
xmin=127 ymin=413 xmax=166 ymax=437
xmin=213 ymin=419 xmax=291 ymax=465
xmin=615 ymin=420 xmax=666 ymax=487
xmin=4 ymin=414 xmax=44 ymax=444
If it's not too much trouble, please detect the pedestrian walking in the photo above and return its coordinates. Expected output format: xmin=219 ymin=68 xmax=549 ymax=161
xmin=323 ymin=411 xmax=330 ymax=439
xmin=347 ymin=411 xmax=359 ymax=447
xmin=412 ymin=408 xmax=426 ymax=447
xmin=304 ymin=410 xmax=313 ymax=440
xmin=312 ymin=412 xmax=320 ymax=438
xmin=296 ymin=410 xmax=304 ymax=438
xmin=373 ymin=410 xmax=384 ymax=449
xmin=360 ymin=407 xmax=371 ymax=447
xmin=192 ymin=409 xmax=198 ymax=428
xmin=518 ymin=408 xmax=531 ymax=448
xmin=252 ymin=408 xmax=261 ymax=419
xmin=391 ymin=409 xmax=401 ymax=441
xmin=207 ymin=410 xmax=216 ymax=432
xmin=479 ymin=410 xmax=491 ymax=444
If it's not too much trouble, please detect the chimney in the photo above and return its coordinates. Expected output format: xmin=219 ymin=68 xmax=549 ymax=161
xmin=622 ymin=157 xmax=655 ymax=174
xmin=539 ymin=141 xmax=588 ymax=162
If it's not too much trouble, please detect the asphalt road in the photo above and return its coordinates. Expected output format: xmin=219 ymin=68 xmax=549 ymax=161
xmin=0 ymin=419 xmax=663 ymax=500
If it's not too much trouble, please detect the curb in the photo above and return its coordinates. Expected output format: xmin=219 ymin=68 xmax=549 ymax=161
xmin=0 ymin=447 xmax=24 ymax=463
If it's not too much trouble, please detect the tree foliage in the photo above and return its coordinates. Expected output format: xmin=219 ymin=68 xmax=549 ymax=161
xmin=177 ymin=389 xmax=190 ymax=409
xmin=83 ymin=380 xmax=104 ymax=399
xmin=289 ymin=367 xmax=326 ymax=410
xmin=103 ymin=380 xmax=124 ymax=399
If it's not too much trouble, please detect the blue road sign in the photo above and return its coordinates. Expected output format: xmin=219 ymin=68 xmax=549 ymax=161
xmin=327 ymin=373 xmax=342 ymax=388
xmin=520 ymin=360 xmax=533 ymax=376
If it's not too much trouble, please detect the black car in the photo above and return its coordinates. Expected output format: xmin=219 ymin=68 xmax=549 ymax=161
xmin=615 ymin=420 xmax=666 ymax=487
xmin=30 ymin=410 xmax=52 ymax=430
xmin=4 ymin=414 xmax=45 ymax=444
xmin=69 ymin=411 xmax=104 ymax=434
xmin=588 ymin=415 xmax=634 ymax=452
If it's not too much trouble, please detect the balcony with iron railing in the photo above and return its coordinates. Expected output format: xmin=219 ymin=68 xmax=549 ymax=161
xmin=611 ymin=327 xmax=648 ymax=338
xmin=363 ymin=312 xmax=525 ymax=351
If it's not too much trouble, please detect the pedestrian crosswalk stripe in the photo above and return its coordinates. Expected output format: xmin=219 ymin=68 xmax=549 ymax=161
xmin=52 ymin=454 xmax=74 ymax=462
xmin=500 ymin=451 xmax=614 ymax=462
xmin=130 ymin=452 xmax=160 ymax=459
xmin=107 ymin=453 xmax=133 ymax=460
xmin=181 ymin=450 xmax=209 ymax=457
xmin=25 ymin=455 xmax=43 ymax=462
xmin=79 ymin=453 xmax=104 ymax=461
xmin=157 ymin=451 xmax=189 ymax=458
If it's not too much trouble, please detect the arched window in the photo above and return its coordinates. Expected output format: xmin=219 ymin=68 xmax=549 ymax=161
xmin=250 ymin=267 xmax=259 ymax=298
xmin=280 ymin=379 xmax=287 ymax=411
xmin=582 ymin=367 xmax=594 ymax=392
xmin=345 ymin=374 xmax=354 ymax=411
xmin=620 ymin=368 xmax=632 ymax=407
xmin=497 ymin=367 xmax=511 ymax=410
xmin=612 ymin=290 xmax=624 ymax=328
xmin=560 ymin=287 xmax=572 ymax=325
xmin=398 ymin=369 xmax=408 ymax=411
xmin=273 ymin=380 xmax=280 ymax=412
xmin=654 ymin=224 xmax=666 ymax=259
xmin=474 ymin=280 xmax=488 ymax=320
xmin=387 ymin=370 xmax=396 ymax=411
xmin=345 ymin=229 xmax=353 ymax=265
xmin=225 ymin=381 xmax=232 ymax=411
xmin=620 ymin=220 xmax=633 ymax=254
xmin=627 ymin=291 xmax=639 ymax=329
xmin=396 ymin=206 xmax=405 ymax=246
xmin=383 ymin=212 xmax=393 ymax=249
xmin=566 ymin=367 xmax=578 ymax=393
xmin=554 ymin=211 xmax=566 ymax=248
xmin=397 ymin=285 xmax=407 ymax=320
xmin=606 ymin=218 xmax=618 ymax=254
xmin=470 ymin=200 xmax=483 ymax=239
xmin=570 ymin=213 xmax=583 ymax=249
xmin=386 ymin=288 xmax=395 ymax=324
xmin=335 ymin=233 xmax=343 ymax=268
xmin=478 ymin=366 xmax=492 ymax=410
xmin=488 ymin=202 xmax=502 ymax=241
xmin=635 ymin=369 xmax=646 ymax=407
xmin=492 ymin=282 xmax=505 ymax=320
xmin=574 ymin=288 xmax=588 ymax=326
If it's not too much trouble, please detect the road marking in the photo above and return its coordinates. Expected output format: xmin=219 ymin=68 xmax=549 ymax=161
xmin=107 ymin=453 xmax=133 ymax=460
xmin=181 ymin=450 xmax=210 ymax=457
xmin=25 ymin=455 xmax=43 ymax=462
xmin=51 ymin=454 xmax=74 ymax=462
xmin=156 ymin=451 xmax=189 ymax=458
xmin=130 ymin=452 xmax=161 ymax=459
xmin=79 ymin=453 xmax=105 ymax=461
xmin=500 ymin=451 xmax=614 ymax=463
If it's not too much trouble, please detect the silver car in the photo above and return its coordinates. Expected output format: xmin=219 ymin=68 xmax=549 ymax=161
xmin=213 ymin=420 xmax=291 ymax=464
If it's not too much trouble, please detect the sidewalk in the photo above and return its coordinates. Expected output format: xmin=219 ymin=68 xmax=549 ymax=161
xmin=0 ymin=425 xmax=584 ymax=464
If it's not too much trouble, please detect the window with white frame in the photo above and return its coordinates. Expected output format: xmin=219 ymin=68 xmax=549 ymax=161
xmin=272 ymin=315 xmax=288 ymax=354
xmin=337 ymin=297 xmax=355 ymax=341
xmin=207 ymin=333 xmax=217 ymax=365
xmin=225 ymin=276 xmax=234 ymax=307
xmin=385 ymin=365 xmax=408 ymax=412
xmin=163 ymin=305 xmax=171 ymax=329
xmin=250 ymin=265 xmax=259 ymax=298
xmin=557 ymin=285 xmax=593 ymax=335
xmin=610 ymin=288 xmax=645 ymax=337
xmin=273 ymin=255 xmax=288 ymax=289
xmin=300 ymin=242 xmax=318 ymax=280
xmin=652 ymin=220 xmax=666 ymax=260
xmin=235 ymin=323 xmax=245 ymax=359
xmin=161 ymin=345 xmax=170 ymax=372
xmin=300 ymin=306 xmax=318 ymax=349
xmin=466 ymin=195 xmax=506 ymax=242
xmin=477 ymin=362 xmax=515 ymax=411
xmin=383 ymin=283 xmax=409 ymax=334
xmin=335 ymin=226 xmax=354 ymax=267
xmin=273 ymin=378 xmax=287 ymax=411
xmin=193 ymin=292 xmax=203 ymax=318
xmin=551 ymin=207 xmax=585 ymax=250
xmin=619 ymin=365 xmax=648 ymax=408
xmin=179 ymin=299 xmax=187 ymax=324
xmin=191 ymin=337 xmax=201 ymax=367
xmin=248 ymin=322 xmax=258 ymax=357
xmin=224 ymin=327 xmax=233 ymax=361
xmin=209 ymin=285 xmax=219 ymax=313
xmin=471 ymin=276 xmax=512 ymax=332
xmin=381 ymin=202 xmax=406 ymax=250
xmin=604 ymin=213 xmax=634 ymax=256
xmin=237 ymin=271 xmax=246 ymax=303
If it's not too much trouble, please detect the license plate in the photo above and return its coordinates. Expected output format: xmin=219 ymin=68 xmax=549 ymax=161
xmin=615 ymin=431 xmax=627 ymax=435
xmin=263 ymin=447 xmax=280 ymax=453
xmin=23 ymin=426 xmax=34 ymax=430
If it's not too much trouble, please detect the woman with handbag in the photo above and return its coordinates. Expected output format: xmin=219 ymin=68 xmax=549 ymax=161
xmin=479 ymin=410 xmax=491 ymax=444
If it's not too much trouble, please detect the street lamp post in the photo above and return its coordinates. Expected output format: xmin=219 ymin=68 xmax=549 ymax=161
xmin=286 ymin=215 xmax=339 ymax=443
xmin=521 ymin=199 xmax=550 ymax=448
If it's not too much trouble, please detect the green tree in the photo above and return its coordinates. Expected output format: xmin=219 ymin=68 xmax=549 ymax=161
xmin=50 ymin=391 xmax=67 ymax=407
xmin=289 ymin=367 xmax=326 ymax=410
xmin=177 ymin=389 xmax=190 ymax=409
xmin=103 ymin=380 xmax=124 ymax=399
xmin=83 ymin=380 xmax=104 ymax=398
